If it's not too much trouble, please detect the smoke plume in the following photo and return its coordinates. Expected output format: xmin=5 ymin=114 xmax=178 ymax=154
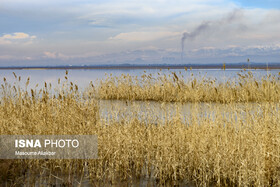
xmin=181 ymin=9 xmax=242 ymax=61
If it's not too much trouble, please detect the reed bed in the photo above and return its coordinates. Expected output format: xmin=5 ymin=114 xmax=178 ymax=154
xmin=97 ymin=70 xmax=280 ymax=103
xmin=0 ymin=71 xmax=280 ymax=186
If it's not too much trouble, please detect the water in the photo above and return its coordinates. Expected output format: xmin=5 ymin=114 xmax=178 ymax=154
xmin=99 ymin=100 xmax=279 ymax=124
xmin=0 ymin=68 xmax=279 ymax=89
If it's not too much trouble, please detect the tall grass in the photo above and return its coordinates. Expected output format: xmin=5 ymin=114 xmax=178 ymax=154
xmin=97 ymin=70 xmax=280 ymax=103
xmin=0 ymin=71 xmax=280 ymax=186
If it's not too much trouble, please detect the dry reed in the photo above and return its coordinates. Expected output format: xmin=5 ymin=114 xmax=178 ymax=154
xmin=0 ymin=71 xmax=280 ymax=186
xmin=97 ymin=70 xmax=280 ymax=103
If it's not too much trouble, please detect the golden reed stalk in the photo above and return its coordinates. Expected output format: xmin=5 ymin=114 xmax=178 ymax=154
xmin=0 ymin=71 xmax=280 ymax=186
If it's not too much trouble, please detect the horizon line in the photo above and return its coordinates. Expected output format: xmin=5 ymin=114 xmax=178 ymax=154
xmin=0 ymin=62 xmax=280 ymax=70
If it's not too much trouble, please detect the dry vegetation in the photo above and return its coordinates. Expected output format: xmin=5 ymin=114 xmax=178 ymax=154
xmin=0 ymin=70 xmax=280 ymax=186
xmin=97 ymin=70 xmax=280 ymax=103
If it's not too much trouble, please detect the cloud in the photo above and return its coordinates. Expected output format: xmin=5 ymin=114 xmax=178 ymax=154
xmin=0 ymin=32 xmax=36 ymax=45
xmin=185 ymin=44 xmax=280 ymax=61
xmin=76 ymin=0 xmax=235 ymax=30
xmin=43 ymin=51 xmax=69 ymax=60
xmin=0 ymin=54 xmax=34 ymax=61
xmin=0 ymin=38 xmax=11 ymax=45
xmin=0 ymin=55 xmax=13 ymax=60
xmin=68 ymin=44 xmax=280 ymax=65
xmin=2 ymin=32 xmax=35 ymax=39
xmin=1 ymin=1 xmax=280 ymax=66
xmin=109 ymin=31 xmax=180 ymax=42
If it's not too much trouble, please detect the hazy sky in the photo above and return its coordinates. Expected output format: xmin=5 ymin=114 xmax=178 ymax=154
xmin=1 ymin=0 xmax=280 ymax=66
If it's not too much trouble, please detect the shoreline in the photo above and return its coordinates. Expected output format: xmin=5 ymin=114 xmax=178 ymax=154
xmin=1 ymin=64 xmax=280 ymax=70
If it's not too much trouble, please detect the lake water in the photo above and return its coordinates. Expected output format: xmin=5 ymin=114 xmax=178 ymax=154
xmin=0 ymin=68 xmax=279 ymax=89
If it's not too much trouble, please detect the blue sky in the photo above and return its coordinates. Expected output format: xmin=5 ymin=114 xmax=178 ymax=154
xmin=1 ymin=0 xmax=280 ymax=66
xmin=234 ymin=0 xmax=280 ymax=9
